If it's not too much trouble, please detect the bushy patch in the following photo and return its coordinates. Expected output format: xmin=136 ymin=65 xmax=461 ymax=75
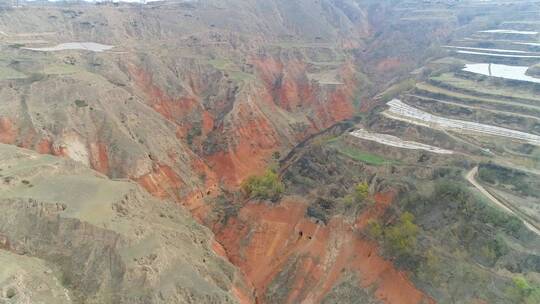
xmin=367 ymin=212 xmax=419 ymax=262
xmin=385 ymin=212 xmax=419 ymax=256
xmin=478 ymin=163 xmax=537 ymax=198
xmin=417 ymin=180 xmax=526 ymax=238
xmin=343 ymin=182 xmax=370 ymax=209
xmin=507 ymin=277 xmax=540 ymax=304
xmin=241 ymin=169 xmax=285 ymax=201
xmin=74 ymin=99 xmax=88 ymax=107
xmin=354 ymin=182 xmax=369 ymax=202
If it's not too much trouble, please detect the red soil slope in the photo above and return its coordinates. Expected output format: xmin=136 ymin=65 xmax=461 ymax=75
xmin=124 ymin=59 xmax=432 ymax=303
xmin=216 ymin=193 xmax=434 ymax=304
xmin=207 ymin=100 xmax=282 ymax=186
xmin=130 ymin=55 xmax=357 ymax=186
xmin=0 ymin=117 xmax=17 ymax=145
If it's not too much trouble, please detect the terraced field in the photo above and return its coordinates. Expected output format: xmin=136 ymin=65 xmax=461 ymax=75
xmin=22 ymin=42 xmax=114 ymax=52
xmin=384 ymin=99 xmax=540 ymax=146
xmin=415 ymin=82 xmax=540 ymax=112
xmin=464 ymin=63 xmax=540 ymax=83
xmin=373 ymin=6 xmax=540 ymax=237
xmin=431 ymin=73 xmax=539 ymax=102
xmin=350 ymin=129 xmax=453 ymax=154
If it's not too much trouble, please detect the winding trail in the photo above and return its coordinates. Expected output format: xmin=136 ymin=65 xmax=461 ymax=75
xmin=466 ymin=166 xmax=540 ymax=236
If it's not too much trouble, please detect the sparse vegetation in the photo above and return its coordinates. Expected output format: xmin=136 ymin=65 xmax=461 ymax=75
xmin=207 ymin=58 xmax=253 ymax=82
xmin=0 ymin=66 xmax=26 ymax=80
xmin=478 ymin=163 xmax=537 ymax=198
xmin=430 ymin=180 xmax=525 ymax=237
xmin=241 ymin=169 xmax=285 ymax=201
xmin=42 ymin=64 xmax=80 ymax=75
xmin=1 ymin=1 xmax=538 ymax=303
xmin=378 ymin=78 xmax=416 ymax=101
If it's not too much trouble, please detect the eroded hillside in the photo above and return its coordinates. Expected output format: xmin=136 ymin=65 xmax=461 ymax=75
xmin=0 ymin=0 xmax=539 ymax=303
xmin=0 ymin=143 xmax=244 ymax=303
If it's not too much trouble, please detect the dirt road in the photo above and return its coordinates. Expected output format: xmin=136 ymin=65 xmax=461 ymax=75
xmin=466 ymin=166 xmax=540 ymax=236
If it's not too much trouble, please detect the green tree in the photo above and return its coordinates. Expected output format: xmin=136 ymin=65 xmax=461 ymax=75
xmin=507 ymin=276 xmax=540 ymax=304
xmin=385 ymin=212 xmax=419 ymax=257
xmin=241 ymin=169 xmax=285 ymax=201
xmin=417 ymin=249 xmax=441 ymax=285
xmin=367 ymin=219 xmax=383 ymax=239
xmin=353 ymin=182 xmax=369 ymax=203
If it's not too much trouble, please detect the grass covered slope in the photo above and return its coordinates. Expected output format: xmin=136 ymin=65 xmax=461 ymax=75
xmin=0 ymin=144 xmax=242 ymax=304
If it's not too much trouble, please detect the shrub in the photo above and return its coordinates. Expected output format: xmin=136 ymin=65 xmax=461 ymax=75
xmin=74 ymin=99 xmax=88 ymax=107
xmin=342 ymin=194 xmax=354 ymax=209
xmin=416 ymin=249 xmax=442 ymax=284
xmin=507 ymin=277 xmax=540 ymax=304
xmin=187 ymin=123 xmax=202 ymax=145
xmin=385 ymin=212 xmax=419 ymax=257
xmin=6 ymin=288 xmax=16 ymax=299
xmin=480 ymin=245 xmax=497 ymax=264
xmin=364 ymin=211 xmax=419 ymax=259
xmin=341 ymin=182 xmax=371 ymax=211
xmin=354 ymin=182 xmax=369 ymax=203
xmin=367 ymin=219 xmax=383 ymax=239
xmin=241 ymin=169 xmax=285 ymax=201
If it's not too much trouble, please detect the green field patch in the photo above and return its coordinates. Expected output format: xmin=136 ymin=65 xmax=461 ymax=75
xmin=229 ymin=70 xmax=254 ymax=82
xmin=331 ymin=139 xmax=390 ymax=166
xmin=415 ymin=82 xmax=540 ymax=113
xmin=208 ymin=58 xmax=232 ymax=70
xmin=0 ymin=66 xmax=26 ymax=80
xmin=432 ymin=73 xmax=539 ymax=103
xmin=42 ymin=64 xmax=81 ymax=75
